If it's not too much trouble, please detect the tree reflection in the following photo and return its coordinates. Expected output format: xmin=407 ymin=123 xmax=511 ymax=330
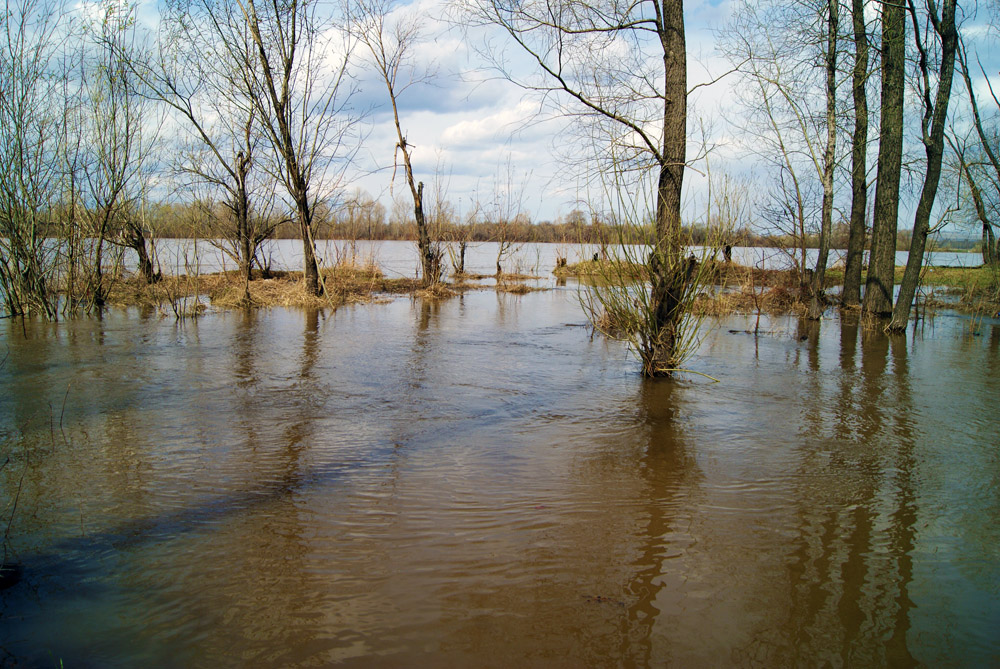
xmin=617 ymin=379 xmax=703 ymax=665
xmin=772 ymin=325 xmax=919 ymax=665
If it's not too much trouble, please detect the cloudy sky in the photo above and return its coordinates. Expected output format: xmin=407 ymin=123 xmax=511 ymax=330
xmin=344 ymin=0 xmax=742 ymax=224
xmin=130 ymin=0 xmax=996 ymax=232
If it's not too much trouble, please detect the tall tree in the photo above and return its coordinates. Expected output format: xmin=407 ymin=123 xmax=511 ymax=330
xmin=808 ymin=0 xmax=839 ymax=320
xmin=842 ymin=0 xmax=871 ymax=307
xmin=349 ymin=0 xmax=441 ymax=286
xmin=863 ymin=0 xmax=906 ymax=317
xmin=888 ymin=0 xmax=959 ymax=330
xmin=469 ymin=0 xmax=690 ymax=375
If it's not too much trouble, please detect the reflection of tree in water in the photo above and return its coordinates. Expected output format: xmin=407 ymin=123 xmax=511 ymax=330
xmin=616 ymin=380 xmax=704 ymax=666
xmin=748 ymin=323 xmax=919 ymax=665
xmin=211 ymin=308 xmax=328 ymax=659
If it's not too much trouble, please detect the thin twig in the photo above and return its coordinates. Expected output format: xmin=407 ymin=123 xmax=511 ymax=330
xmin=656 ymin=368 xmax=721 ymax=382
xmin=4 ymin=461 xmax=28 ymax=545
xmin=59 ymin=383 xmax=72 ymax=431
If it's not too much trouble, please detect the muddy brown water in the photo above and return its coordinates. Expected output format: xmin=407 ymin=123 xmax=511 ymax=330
xmin=1 ymin=287 xmax=999 ymax=666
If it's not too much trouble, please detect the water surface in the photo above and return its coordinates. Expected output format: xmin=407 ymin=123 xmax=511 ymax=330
xmin=1 ymin=289 xmax=999 ymax=666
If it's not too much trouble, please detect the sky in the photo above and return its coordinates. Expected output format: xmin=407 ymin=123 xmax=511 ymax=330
xmin=343 ymin=0 xmax=743 ymax=224
xmin=339 ymin=0 xmax=1000 ymax=237
xmin=127 ymin=0 xmax=998 ymax=234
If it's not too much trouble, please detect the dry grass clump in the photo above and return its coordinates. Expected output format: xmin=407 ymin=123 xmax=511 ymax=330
xmin=494 ymin=272 xmax=548 ymax=294
xmin=210 ymin=261 xmax=424 ymax=309
xmin=413 ymin=282 xmax=457 ymax=299
xmin=693 ymin=284 xmax=808 ymax=317
xmin=554 ymin=258 xmax=648 ymax=279
xmin=496 ymin=282 xmax=546 ymax=294
xmin=106 ymin=274 xmax=211 ymax=316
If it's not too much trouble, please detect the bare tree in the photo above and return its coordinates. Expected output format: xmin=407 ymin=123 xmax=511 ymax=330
xmin=950 ymin=34 xmax=1000 ymax=266
xmin=841 ymin=0 xmax=872 ymax=307
xmin=180 ymin=0 xmax=360 ymax=297
xmin=722 ymin=0 xmax=843 ymax=315
xmin=466 ymin=0 xmax=690 ymax=375
xmin=948 ymin=130 xmax=996 ymax=265
xmin=79 ymin=2 xmax=162 ymax=305
xmin=349 ymin=0 xmax=441 ymax=285
xmin=0 ymin=0 xmax=69 ymax=317
xmin=863 ymin=0 xmax=907 ymax=317
xmin=136 ymin=0 xmax=283 ymax=303
xmin=888 ymin=0 xmax=959 ymax=330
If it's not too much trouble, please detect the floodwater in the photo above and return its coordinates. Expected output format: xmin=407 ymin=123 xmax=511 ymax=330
xmin=151 ymin=238 xmax=984 ymax=278
xmin=1 ymin=287 xmax=999 ymax=666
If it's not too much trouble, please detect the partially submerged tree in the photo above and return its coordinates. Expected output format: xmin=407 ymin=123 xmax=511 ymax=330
xmin=349 ymin=0 xmax=441 ymax=286
xmin=888 ymin=0 xmax=959 ymax=331
xmin=0 ymin=0 xmax=68 ymax=317
xmin=841 ymin=0 xmax=872 ymax=307
xmin=467 ymin=0 xmax=692 ymax=375
xmin=863 ymin=0 xmax=907 ymax=317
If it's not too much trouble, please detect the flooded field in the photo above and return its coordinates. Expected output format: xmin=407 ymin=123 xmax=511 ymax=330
xmin=2 ymin=285 xmax=999 ymax=666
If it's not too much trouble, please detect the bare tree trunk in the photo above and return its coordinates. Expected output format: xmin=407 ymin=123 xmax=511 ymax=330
xmin=863 ymin=0 xmax=906 ymax=317
xmin=293 ymin=187 xmax=321 ymax=295
xmin=647 ymin=0 xmax=688 ymax=374
xmin=125 ymin=221 xmax=159 ymax=284
xmin=842 ymin=0 xmax=869 ymax=307
xmin=889 ymin=0 xmax=958 ymax=331
xmin=809 ymin=0 xmax=838 ymax=320
xmin=235 ymin=147 xmax=253 ymax=302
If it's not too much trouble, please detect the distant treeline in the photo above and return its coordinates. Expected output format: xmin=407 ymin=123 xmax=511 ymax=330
xmin=139 ymin=202 xmax=981 ymax=252
xmin=26 ymin=201 xmax=982 ymax=253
